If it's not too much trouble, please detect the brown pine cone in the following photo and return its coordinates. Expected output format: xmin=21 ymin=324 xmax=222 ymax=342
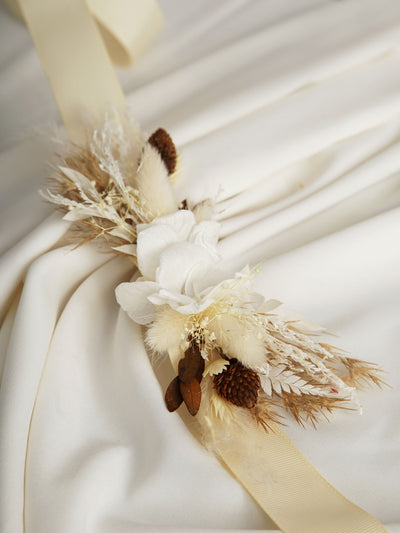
xmin=214 ymin=359 xmax=261 ymax=409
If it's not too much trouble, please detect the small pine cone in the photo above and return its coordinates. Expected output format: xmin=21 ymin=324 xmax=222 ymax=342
xmin=214 ymin=359 xmax=260 ymax=409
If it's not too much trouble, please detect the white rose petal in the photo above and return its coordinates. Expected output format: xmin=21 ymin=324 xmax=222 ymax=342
xmin=116 ymin=209 xmax=229 ymax=324
xmin=158 ymin=210 xmax=196 ymax=240
xmin=148 ymin=288 xmax=195 ymax=308
xmin=115 ymin=280 xmax=159 ymax=325
xmin=137 ymin=224 xmax=179 ymax=279
xmin=188 ymin=220 xmax=220 ymax=259
xmin=156 ymin=242 xmax=216 ymax=294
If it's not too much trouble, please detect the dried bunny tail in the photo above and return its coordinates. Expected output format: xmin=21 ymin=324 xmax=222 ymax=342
xmin=148 ymin=128 xmax=177 ymax=175
xmin=145 ymin=306 xmax=188 ymax=356
xmin=134 ymin=142 xmax=177 ymax=217
xmin=199 ymin=384 xmax=255 ymax=447
xmin=207 ymin=311 xmax=267 ymax=369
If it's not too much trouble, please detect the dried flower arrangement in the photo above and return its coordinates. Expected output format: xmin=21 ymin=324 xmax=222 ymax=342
xmin=42 ymin=113 xmax=385 ymax=432
xmin=41 ymin=117 xmax=178 ymax=254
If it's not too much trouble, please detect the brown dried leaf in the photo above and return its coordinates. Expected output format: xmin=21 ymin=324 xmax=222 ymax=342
xmin=180 ymin=378 xmax=202 ymax=416
xmin=178 ymin=344 xmax=205 ymax=383
xmin=165 ymin=376 xmax=183 ymax=412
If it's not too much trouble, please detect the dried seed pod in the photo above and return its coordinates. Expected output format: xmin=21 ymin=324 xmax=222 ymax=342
xmin=148 ymin=128 xmax=177 ymax=174
xmin=195 ymin=359 xmax=205 ymax=383
xmin=165 ymin=376 xmax=183 ymax=412
xmin=180 ymin=377 xmax=202 ymax=416
xmin=214 ymin=359 xmax=261 ymax=409
xmin=178 ymin=344 xmax=205 ymax=384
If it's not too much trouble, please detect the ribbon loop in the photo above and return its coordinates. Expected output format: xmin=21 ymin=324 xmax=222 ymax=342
xmin=3 ymin=0 xmax=163 ymax=140
xmin=3 ymin=0 xmax=163 ymax=67
xmin=90 ymin=0 xmax=163 ymax=67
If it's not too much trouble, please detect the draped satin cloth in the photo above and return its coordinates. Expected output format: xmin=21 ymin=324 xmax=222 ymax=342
xmin=1 ymin=1 xmax=400 ymax=532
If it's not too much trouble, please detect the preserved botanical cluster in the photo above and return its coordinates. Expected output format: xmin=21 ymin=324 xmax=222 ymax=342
xmin=159 ymin=301 xmax=385 ymax=430
xmin=41 ymin=117 xmax=385 ymax=431
xmin=41 ymin=114 xmax=178 ymax=254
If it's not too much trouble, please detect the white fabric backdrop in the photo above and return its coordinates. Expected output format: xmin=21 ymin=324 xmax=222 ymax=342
xmin=1 ymin=1 xmax=400 ymax=532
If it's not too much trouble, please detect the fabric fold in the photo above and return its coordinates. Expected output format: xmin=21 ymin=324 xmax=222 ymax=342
xmin=1 ymin=1 xmax=400 ymax=532
xmin=0 ymin=246 xmax=113 ymax=533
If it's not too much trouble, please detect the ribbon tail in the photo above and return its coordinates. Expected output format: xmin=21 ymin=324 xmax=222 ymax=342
xmin=198 ymin=408 xmax=388 ymax=533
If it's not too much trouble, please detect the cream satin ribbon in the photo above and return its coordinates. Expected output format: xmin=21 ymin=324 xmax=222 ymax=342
xmin=168 ymin=356 xmax=389 ymax=533
xmin=8 ymin=0 xmax=389 ymax=531
xmin=201 ymin=415 xmax=388 ymax=533
xmin=4 ymin=0 xmax=163 ymax=140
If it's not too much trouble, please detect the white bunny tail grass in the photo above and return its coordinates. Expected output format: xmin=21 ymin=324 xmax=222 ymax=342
xmin=145 ymin=306 xmax=188 ymax=356
xmin=207 ymin=312 xmax=267 ymax=369
xmin=135 ymin=143 xmax=177 ymax=217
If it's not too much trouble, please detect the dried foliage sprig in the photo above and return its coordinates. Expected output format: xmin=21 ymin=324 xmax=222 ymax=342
xmin=150 ymin=267 xmax=385 ymax=430
xmin=41 ymin=114 xmax=179 ymax=254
